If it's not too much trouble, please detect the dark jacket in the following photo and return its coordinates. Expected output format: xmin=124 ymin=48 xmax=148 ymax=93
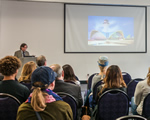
xmin=53 ymin=80 xmax=83 ymax=108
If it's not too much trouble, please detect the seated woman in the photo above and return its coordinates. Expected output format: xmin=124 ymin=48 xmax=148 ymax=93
xmin=131 ymin=67 xmax=150 ymax=115
xmin=96 ymin=65 xmax=127 ymax=101
xmin=62 ymin=64 xmax=80 ymax=86
xmin=91 ymin=56 xmax=108 ymax=92
xmin=17 ymin=66 xmax=73 ymax=120
xmin=83 ymin=56 xmax=108 ymax=109
xmin=19 ymin=61 xmax=36 ymax=83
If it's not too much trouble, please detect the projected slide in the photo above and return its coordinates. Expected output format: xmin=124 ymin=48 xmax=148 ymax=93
xmin=88 ymin=16 xmax=134 ymax=46
xmin=65 ymin=4 xmax=146 ymax=53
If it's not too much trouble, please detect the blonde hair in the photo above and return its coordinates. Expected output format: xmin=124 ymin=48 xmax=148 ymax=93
xmin=19 ymin=61 xmax=36 ymax=82
xmin=31 ymin=82 xmax=48 ymax=112
xmin=147 ymin=67 xmax=150 ymax=86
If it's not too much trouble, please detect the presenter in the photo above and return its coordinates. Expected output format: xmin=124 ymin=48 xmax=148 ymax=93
xmin=14 ymin=43 xmax=30 ymax=58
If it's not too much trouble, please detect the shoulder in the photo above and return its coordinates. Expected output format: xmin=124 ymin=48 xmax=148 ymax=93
xmin=92 ymin=74 xmax=103 ymax=81
xmin=46 ymin=100 xmax=72 ymax=111
xmin=25 ymin=51 xmax=29 ymax=53
xmin=136 ymin=79 xmax=147 ymax=87
xmin=15 ymin=50 xmax=21 ymax=53
xmin=15 ymin=81 xmax=30 ymax=92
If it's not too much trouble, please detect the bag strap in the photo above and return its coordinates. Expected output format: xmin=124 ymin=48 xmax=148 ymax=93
xmin=35 ymin=111 xmax=42 ymax=120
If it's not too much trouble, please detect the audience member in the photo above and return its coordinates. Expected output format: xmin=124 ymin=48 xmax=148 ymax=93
xmin=90 ymin=65 xmax=127 ymax=119
xmin=96 ymin=65 xmax=127 ymax=101
xmin=62 ymin=64 xmax=80 ymax=85
xmin=14 ymin=43 xmax=29 ymax=58
xmin=36 ymin=55 xmax=46 ymax=66
xmin=83 ymin=56 xmax=108 ymax=110
xmin=17 ymin=66 xmax=73 ymax=120
xmin=0 ymin=56 xmax=30 ymax=103
xmin=91 ymin=56 xmax=108 ymax=92
xmin=50 ymin=64 xmax=83 ymax=108
xmin=18 ymin=61 xmax=36 ymax=83
xmin=131 ymin=67 xmax=150 ymax=115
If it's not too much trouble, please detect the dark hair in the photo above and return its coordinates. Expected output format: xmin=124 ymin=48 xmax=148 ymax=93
xmin=62 ymin=64 xmax=76 ymax=82
xmin=36 ymin=55 xmax=46 ymax=66
xmin=0 ymin=56 xmax=21 ymax=76
xmin=100 ymin=65 xmax=126 ymax=94
xmin=20 ymin=43 xmax=27 ymax=50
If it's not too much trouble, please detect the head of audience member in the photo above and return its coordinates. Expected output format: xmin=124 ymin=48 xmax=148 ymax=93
xmin=97 ymin=56 xmax=108 ymax=74
xmin=36 ymin=55 xmax=46 ymax=66
xmin=50 ymin=64 xmax=62 ymax=80
xmin=147 ymin=67 xmax=150 ymax=86
xmin=102 ymin=65 xmax=126 ymax=91
xmin=31 ymin=66 xmax=56 ymax=112
xmin=0 ymin=56 xmax=21 ymax=80
xmin=62 ymin=64 xmax=77 ymax=82
xmin=20 ymin=43 xmax=28 ymax=52
xmin=18 ymin=61 xmax=36 ymax=82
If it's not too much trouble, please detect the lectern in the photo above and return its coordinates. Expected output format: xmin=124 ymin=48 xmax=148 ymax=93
xmin=17 ymin=57 xmax=37 ymax=79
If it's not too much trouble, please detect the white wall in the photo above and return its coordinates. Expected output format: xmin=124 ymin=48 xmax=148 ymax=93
xmin=0 ymin=0 xmax=150 ymax=80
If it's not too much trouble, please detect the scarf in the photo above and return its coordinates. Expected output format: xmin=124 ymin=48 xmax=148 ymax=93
xmin=26 ymin=89 xmax=62 ymax=103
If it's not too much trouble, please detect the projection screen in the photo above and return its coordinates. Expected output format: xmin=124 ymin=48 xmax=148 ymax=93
xmin=64 ymin=4 xmax=147 ymax=53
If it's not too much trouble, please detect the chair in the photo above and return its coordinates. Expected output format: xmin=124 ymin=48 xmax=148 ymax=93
xmin=20 ymin=80 xmax=32 ymax=91
xmin=75 ymin=75 xmax=79 ymax=81
xmin=87 ymin=73 xmax=98 ymax=90
xmin=97 ymin=89 xmax=129 ymax=120
xmin=57 ymin=92 xmax=78 ymax=120
xmin=142 ymin=93 xmax=150 ymax=118
xmin=116 ymin=115 xmax=147 ymax=120
xmin=122 ymin=72 xmax=132 ymax=85
xmin=0 ymin=93 xmax=21 ymax=120
xmin=93 ymin=80 xmax=103 ymax=102
xmin=127 ymin=78 xmax=144 ymax=101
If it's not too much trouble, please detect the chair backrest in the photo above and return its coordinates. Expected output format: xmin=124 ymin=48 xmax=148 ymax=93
xmin=122 ymin=72 xmax=132 ymax=85
xmin=116 ymin=115 xmax=147 ymax=120
xmin=0 ymin=93 xmax=21 ymax=120
xmin=93 ymin=80 xmax=103 ymax=101
xmin=87 ymin=73 xmax=98 ymax=90
xmin=97 ymin=89 xmax=129 ymax=120
xmin=127 ymin=78 xmax=143 ymax=101
xmin=57 ymin=92 xmax=78 ymax=120
xmin=20 ymin=80 xmax=32 ymax=91
xmin=142 ymin=93 xmax=150 ymax=118
xmin=75 ymin=75 xmax=79 ymax=81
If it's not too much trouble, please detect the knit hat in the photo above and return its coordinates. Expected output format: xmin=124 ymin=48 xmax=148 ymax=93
xmin=98 ymin=56 xmax=108 ymax=67
xmin=31 ymin=66 xmax=56 ymax=87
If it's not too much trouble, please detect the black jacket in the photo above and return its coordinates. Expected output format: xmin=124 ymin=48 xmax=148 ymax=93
xmin=53 ymin=80 xmax=83 ymax=108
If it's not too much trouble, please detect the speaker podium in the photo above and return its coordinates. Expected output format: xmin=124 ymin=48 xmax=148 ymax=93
xmin=17 ymin=57 xmax=37 ymax=79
